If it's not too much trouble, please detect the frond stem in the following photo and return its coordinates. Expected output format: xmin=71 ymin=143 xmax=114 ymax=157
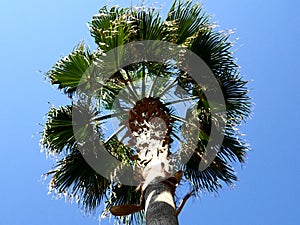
xmin=104 ymin=125 xmax=126 ymax=145
xmin=165 ymin=96 xmax=199 ymax=106
xmin=171 ymin=131 xmax=185 ymax=143
xmin=157 ymin=78 xmax=178 ymax=98
xmin=148 ymin=64 xmax=164 ymax=97
xmin=170 ymin=115 xmax=188 ymax=123
xmin=93 ymin=111 xmax=128 ymax=121
xmin=176 ymin=190 xmax=194 ymax=216
xmin=124 ymin=70 xmax=140 ymax=102
xmin=102 ymin=85 xmax=136 ymax=105
xmin=142 ymin=63 xmax=146 ymax=98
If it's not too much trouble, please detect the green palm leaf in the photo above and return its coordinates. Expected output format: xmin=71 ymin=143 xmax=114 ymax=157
xmin=166 ymin=0 xmax=209 ymax=44
xmin=132 ymin=9 xmax=164 ymax=41
xmin=89 ymin=6 xmax=136 ymax=51
xmin=46 ymin=43 xmax=94 ymax=98
xmin=41 ymin=105 xmax=75 ymax=154
xmin=46 ymin=149 xmax=110 ymax=212
xmin=189 ymin=30 xmax=237 ymax=73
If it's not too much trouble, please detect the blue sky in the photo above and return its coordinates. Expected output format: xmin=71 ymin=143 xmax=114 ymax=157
xmin=0 ymin=0 xmax=299 ymax=225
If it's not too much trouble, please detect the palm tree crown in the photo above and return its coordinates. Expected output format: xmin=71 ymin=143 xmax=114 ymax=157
xmin=41 ymin=1 xmax=251 ymax=224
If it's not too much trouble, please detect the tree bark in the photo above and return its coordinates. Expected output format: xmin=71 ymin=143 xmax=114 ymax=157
xmin=144 ymin=181 xmax=179 ymax=225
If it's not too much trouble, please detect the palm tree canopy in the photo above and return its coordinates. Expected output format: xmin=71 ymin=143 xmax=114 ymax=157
xmin=41 ymin=1 xmax=251 ymax=224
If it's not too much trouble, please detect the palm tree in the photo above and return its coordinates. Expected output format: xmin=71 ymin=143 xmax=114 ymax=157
xmin=41 ymin=1 xmax=251 ymax=224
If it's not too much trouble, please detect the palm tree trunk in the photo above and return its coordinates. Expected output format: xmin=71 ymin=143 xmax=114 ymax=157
xmin=144 ymin=181 xmax=179 ymax=225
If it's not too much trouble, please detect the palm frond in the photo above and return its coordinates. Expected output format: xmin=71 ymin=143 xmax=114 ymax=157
xmin=219 ymin=131 xmax=248 ymax=163
xmin=104 ymin=136 xmax=135 ymax=165
xmin=218 ymin=70 xmax=251 ymax=123
xmin=181 ymin=98 xmax=249 ymax=192
xmin=189 ymin=29 xmax=237 ymax=73
xmin=89 ymin=6 xmax=136 ymax=51
xmin=166 ymin=0 xmax=209 ymax=44
xmin=132 ymin=8 xmax=164 ymax=41
xmin=46 ymin=149 xmax=110 ymax=212
xmin=184 ymin=153 xmax=238 ymax=192
xmin=41 ymin=105 xmax=75 ymax=154
xmin=46 ymin=43 xmax=94 ymax=98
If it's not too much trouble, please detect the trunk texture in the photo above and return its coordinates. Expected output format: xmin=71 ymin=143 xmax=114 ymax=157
xmin=144 ymin=182 xmax=179 ymax=225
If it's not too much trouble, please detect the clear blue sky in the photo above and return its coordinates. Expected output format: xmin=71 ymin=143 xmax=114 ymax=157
xmin=0 ymin=0 xmax=299 ymax=224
